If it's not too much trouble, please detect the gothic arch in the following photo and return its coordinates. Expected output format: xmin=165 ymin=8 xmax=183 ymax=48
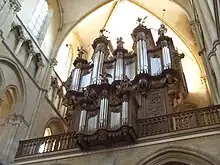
xmin=0 ymin=85 xmax=19 ymax=117
xmin=54 ymin=0 xmax=195 ymax=61
xmin=0 ymin=57 xmax=27 ymax=110
xmin=0 ymin=68 xmax=5 ymax=99
xmin=136 ymin=146 xmax=220 ymax=165
xmin=44 ymin=117 xmax=65 ymax=135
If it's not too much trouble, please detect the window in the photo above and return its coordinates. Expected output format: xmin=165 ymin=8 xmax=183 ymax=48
xmin=44 ymin=127 xmax=52 ymax=137
xmin=39 ymin=127 xmax=52 ymax=153
xmin=55 ymin=44 xmax=73 ymax=81
xmin=28 ymin=0 xmax=48 ymax=38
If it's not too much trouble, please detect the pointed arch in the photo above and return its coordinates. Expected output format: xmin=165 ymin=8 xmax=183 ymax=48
xmin=136 ymin=146 xmax=220 ymax=165
xmin=0 ymin=57 xmax=27 ymax=108
xmin=44 ymin=117 xmax=65 ymax=136
xmin=0 ymin=68 xmax=5 ymax=99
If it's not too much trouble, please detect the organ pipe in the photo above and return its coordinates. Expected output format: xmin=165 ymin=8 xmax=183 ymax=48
xmin=162 ymin=46 xmax=171 ymax=69
xmin=122 ymin=101 xmax=128 ymax=125
xmin=91 ymin=51 xmax=105 ymax=84
xmin=79 ymin=110 xmax=87 ymax=132
xmin=99 ymin=98 xmax=109 ymax=128
xmin=115 ymin=58 xmax=123 ymax=80
xmin=137 ymin=40 xmax=148 ymax=73
xmin=70 ymin=68 xmax=81 ymax=91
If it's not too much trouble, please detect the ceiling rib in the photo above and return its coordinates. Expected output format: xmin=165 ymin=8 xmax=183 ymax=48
xmin=103 ymin=0 xmax=119 ymax=29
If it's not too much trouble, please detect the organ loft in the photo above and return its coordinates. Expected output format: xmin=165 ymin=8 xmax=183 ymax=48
xmin=61 ymin=18 xmax=194 ymax=151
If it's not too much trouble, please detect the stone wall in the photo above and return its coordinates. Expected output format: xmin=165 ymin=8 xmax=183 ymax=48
xmin=16 ymin=133 xmax=220 ymax=165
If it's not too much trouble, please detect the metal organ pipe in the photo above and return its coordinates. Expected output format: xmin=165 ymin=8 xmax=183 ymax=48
xmin=79 ymin=110 xmax=87 ymax=132
xmin=122 ymin=101 xmax=128 ymax=125
xmin=162 ymin=46 xmax=171 ymax=69
xmin=70 ymin=68 xmax=81 ymax=91
xmin=99 ymin=98 xmax=109 ymax=128
xmin=91 ymin=50 xmax=105 ymax=84
xmin=142 ymin=40 xmax=148 ymax=73
xmin=137 ymin=40 xmax=141 ymax=73
xmin=137 ymin=39 xmax=148 ymax=73
xmin=115 ymin=58 xmax=123 ymax=80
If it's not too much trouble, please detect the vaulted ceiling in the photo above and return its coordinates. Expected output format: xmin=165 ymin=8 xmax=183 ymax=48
xmin=55 ymin=0 xmax=207 ymax=93
xmin=57 ymin=0 xmax=201 ymax=71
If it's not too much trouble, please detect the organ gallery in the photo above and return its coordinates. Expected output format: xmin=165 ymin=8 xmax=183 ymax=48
xmin=62 ymin=19 xmax=194 ymax=150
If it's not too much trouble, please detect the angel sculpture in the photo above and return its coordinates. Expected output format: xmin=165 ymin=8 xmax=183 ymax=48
xmin=100 ymin=71 xmax=112 ymax=84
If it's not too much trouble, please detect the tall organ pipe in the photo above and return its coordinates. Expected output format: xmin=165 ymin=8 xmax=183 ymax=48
xmin=91 ymin=50 xmax=105 ymax=84
xmin=79 ymin=110 xmax=87 ymax=132
xmin=122 ymin=101 xmax=128 ymax=125
xmin=162 ymin=46 xmax=171 ymax=69
xmin=115 ymin=58 xmax=123 ymax=80
xmin=71 ymin=68 xmax=81 ymax=91
xmin=99 ymin=98 xmax=109 ymax=128
xmin=137 ymin=39 xmax=148 ymax=73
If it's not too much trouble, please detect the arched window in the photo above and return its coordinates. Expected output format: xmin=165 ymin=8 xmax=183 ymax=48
xmin=28 ymin=0 xmax=48 ymax=38
xmin=0 ymin=87 xmax=16 ymax=118
xmin=43 ymin=127 xmax=52 ymax=137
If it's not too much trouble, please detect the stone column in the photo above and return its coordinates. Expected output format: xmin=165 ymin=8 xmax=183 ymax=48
xmin=208 ymin=52 xmax=220 ymax=95
xmin=194 ymin=0 xmax=220 ymax=64
xmin=190 ymin=20 xmax=219 ymax=103
xmin=35 ymin=61 xmax=45 ymax=82
xmin=0 ymin=113 xmax=25 ymax=163
xmin=0 ymin=0 xmax=21 ymax=40
xmin=201 ymin=76 xmax=212 ymax=104
xmin=14 ymin=35 xmax=25 ymax=55
xmin=25 ymin=50 xmax=35 ymax=69
xmin=45 ymin=58 xmax=58 ymax=91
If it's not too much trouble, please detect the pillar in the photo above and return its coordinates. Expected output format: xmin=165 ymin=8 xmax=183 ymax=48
xmin=45 ymin=58 xmax=58 ymax=91
xmin=25 ymin=50 xmax=35 ymax=69
xmin=208 ymin=52 xmax=220 ymax=95
xmin=0 ymin=0 xmax=21 ymax=40
xmin=14 ymin=35 xmax=25 ymax=55
xmin=35 ymin=61 xmax=45 ymax=83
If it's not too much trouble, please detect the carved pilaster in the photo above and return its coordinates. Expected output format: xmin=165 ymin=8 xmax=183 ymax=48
xmin=45 ymin=58 xmax=58 ymax=91
xmin=25 ymin=49 xmax=35 ymax=69
xmin=35 ymin=61 xmax=45 ymax=81
xmin=14 ymin=35 xmax=25 ymax=55
xmin=51 ymin=77 xmax=59 ymax=102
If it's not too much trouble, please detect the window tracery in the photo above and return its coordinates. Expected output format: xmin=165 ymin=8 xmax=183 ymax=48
xmin=28 ymin=0 xmax=48 ymax=38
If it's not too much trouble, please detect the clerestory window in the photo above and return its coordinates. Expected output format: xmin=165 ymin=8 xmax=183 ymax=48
xmin=28 ymin=0 xmax=48 ymax=38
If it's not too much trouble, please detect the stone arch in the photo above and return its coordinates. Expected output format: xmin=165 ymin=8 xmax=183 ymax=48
xmin=44 ymin=117 xmax=65 ymax=136
xmin=0 ymin=57 xmax=27 ymax=111
xmin=136 ymin=146 xmax=220 ymax=165
xmin=0 ymin=68 xmax=5 ymax=100
xmin=0 ymin=85 xmax=19 ymax=118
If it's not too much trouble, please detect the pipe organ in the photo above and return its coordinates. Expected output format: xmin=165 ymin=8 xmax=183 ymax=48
xmin=63 ymin=20 xmax=193 ymax=151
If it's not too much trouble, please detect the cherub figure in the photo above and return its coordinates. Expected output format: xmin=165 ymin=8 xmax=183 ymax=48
xmin=100 ymin=71 xmax=112 ymax=84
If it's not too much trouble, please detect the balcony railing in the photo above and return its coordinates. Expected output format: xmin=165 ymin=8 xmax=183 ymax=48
xmin=137 ymin=105 xmax=220 ymax=137
xmin=16 ymin=105 xmax=220 ymax=158
xmin=16 ymin=132 xmax=76 ymax=157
